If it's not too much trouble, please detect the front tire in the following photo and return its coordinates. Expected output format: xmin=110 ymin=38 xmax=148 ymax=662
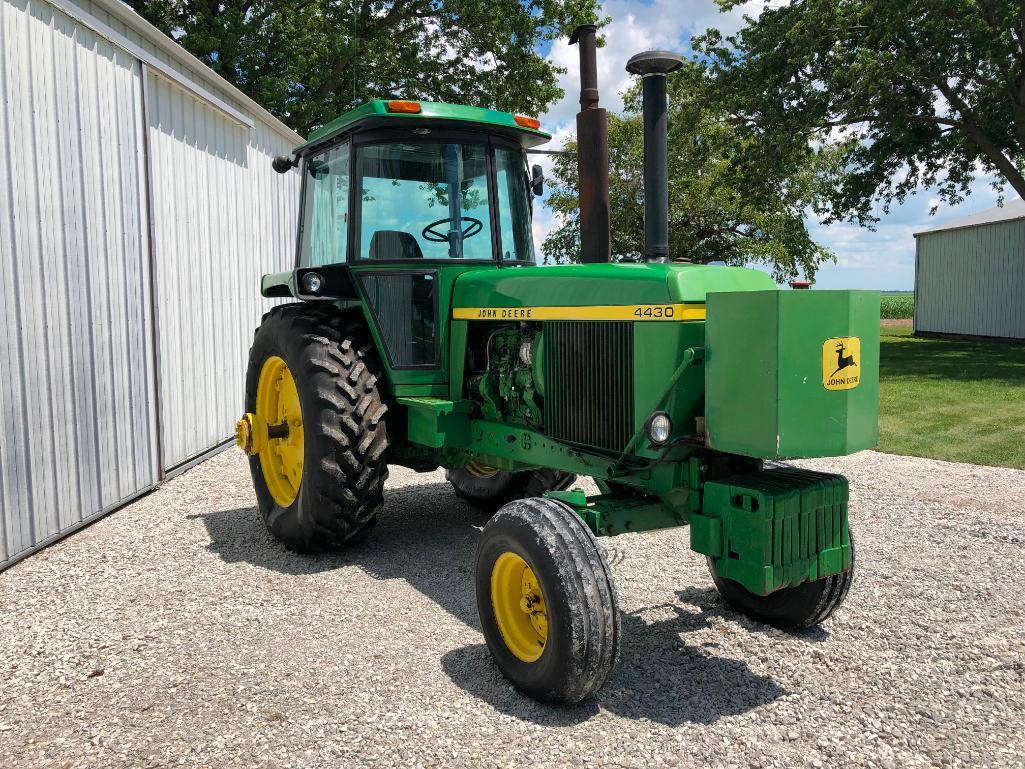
xmin=244 ymin=303 xmax=389 ymax=552
xmin=707 ymin=532 xmax=856 ymax=629
xmin=475 ymin=498 xmax=620 ymax=704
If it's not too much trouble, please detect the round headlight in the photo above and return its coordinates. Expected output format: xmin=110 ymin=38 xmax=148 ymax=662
xmin=646 ymin=412 xmax=672 ymax=445
xmin=301 ymin=271 xmax=324 ymax=295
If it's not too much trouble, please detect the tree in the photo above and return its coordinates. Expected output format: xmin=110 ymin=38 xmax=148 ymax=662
xmin=697 ymin=0 xmax=1025 ymax=224
xmin=125 ymin=0 xmax=601 ymax=135
xmin=542 ymin=61 xmax=840 ymax=281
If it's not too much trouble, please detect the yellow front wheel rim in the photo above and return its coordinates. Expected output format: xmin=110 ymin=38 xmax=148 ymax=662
xmin=491 ymin=552 xmax=548 ymax=663
xmin=255 ymin=356 xmax=304 ymax=507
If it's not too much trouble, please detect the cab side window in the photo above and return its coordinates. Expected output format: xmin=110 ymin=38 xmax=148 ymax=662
xmin=299 ymin=142 xmax=350 ymax=267
xmin=494 ymin=147 xmax=535 ymax=262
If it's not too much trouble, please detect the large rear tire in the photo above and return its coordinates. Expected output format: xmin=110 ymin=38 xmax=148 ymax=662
xmin=707 ymin=532 xmax=856 ymax=629
xmin=447 ymin=465 xmax=576 ymax=512
xmin=243 ymin=303 xmax=389 ymax=552
xmin=475 ymin=497 xmax=620 ymax=704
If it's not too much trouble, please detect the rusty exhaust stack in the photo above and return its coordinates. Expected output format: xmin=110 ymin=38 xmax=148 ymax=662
xmin=626 ymin=50 xmax=683 ymax=261
xmin=570 ymin=25 xmax=611 ymax=264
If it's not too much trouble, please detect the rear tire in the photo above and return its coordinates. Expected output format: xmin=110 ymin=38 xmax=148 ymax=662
xmin=707 ymin=532 xmax=856 ymax=629
xmin=475 ymin=497 xmax=620 ymax=704
xmin=447 ymin=466 xmax=576 ymax=512
xmin=245 ymin=303 xmax=389 ymax=552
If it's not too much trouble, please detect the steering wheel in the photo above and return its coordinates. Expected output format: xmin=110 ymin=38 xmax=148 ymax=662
xmin=422 ymin=216 xmax=484 ymax=243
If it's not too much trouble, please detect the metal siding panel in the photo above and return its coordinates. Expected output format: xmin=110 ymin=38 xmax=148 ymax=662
xmin=954 ymin=230 xmax=967 ymax=334
xmin=39 ymin=6 xmax=77 ymax=534
xmin=71 ymin=0 xmax=301 ymax=143
xmin=69 ymin=25 xmax=105 ymax=526
xmin=1005 ymin=222 xmax=1025 ymax=338
xmin=984 ymin=228 xmax=997 ymax=336
xmin=148 ymin=74 xmax=298 ymax=470
xmin=916 ymin=237 xmax=935 ymax=332
xmin=14 ymin=0 xmax=55 ymax=548
xmin=0 ymin=0 xmax=158 ymax=569
xmin=51 ymin=7 xmax=83 ymax=532
xmin=1014 ymin=222 xmax=1025 ymax=337
xmin=27 ymin=2 xmax=61 ymax=545
xmin=0 ymin=1 xmax=25 ymax=562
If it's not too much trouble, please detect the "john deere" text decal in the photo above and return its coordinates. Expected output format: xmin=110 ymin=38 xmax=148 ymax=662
xmin=822 ymin=337 xmax=861 ymax=390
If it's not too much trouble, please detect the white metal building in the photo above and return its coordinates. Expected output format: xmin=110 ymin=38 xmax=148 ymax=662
xmin=914 ymin=198 xmax=1025 ymax=339
xmin=0 ymin=0 xmax=302 ymax=569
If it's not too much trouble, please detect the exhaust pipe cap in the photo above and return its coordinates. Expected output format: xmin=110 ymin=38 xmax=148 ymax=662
xmin=626 ymin=51 xmax=684 ymax=76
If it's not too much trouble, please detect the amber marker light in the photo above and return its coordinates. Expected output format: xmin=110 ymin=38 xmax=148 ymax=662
xmin=386 ymin=100 xmax=422 ymax=113
xmin=514 ymin=115 xmax=541 ymax=129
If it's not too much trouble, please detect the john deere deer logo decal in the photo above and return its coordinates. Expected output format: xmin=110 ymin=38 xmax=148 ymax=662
xmin=831 ymin=341 xmax=857 ymax=376
xmin=822 ymin=337 xmax=861 ymax=391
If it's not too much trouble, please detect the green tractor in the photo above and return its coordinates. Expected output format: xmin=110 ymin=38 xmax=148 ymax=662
xmin=236 ymin=30 xmax=879 ymax=705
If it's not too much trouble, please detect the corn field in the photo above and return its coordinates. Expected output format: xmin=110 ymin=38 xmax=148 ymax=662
xmin=881 ymin=294 xmax=914 ymax=319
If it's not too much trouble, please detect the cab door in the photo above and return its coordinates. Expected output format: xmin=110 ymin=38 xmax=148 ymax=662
xmin=346 ymin=135 xmax=500 ymax=388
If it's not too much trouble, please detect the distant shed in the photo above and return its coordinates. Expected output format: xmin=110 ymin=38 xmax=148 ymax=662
xmin=914 ymin=199 xmax=1025 ymax=339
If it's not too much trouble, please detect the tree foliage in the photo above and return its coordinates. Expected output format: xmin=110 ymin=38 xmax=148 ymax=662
xmin=125 ymin=0 xmax=601 ymax=135
xmin=697 ymin=0 xmax=1025 ymax=222
xmin=542 ymin=62 xmax=839 ymax=281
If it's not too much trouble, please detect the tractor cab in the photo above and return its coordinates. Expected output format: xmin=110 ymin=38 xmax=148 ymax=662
xmin=262 ymin=99 xmax=549 ymax=380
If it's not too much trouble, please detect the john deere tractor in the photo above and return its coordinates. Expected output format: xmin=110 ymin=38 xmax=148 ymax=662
xmin=236 ymin=29 xmax=879 ymax=704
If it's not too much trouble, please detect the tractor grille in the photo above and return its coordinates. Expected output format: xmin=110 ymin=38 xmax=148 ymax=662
xmin=544 ymin=321 xmax=634 ymax=453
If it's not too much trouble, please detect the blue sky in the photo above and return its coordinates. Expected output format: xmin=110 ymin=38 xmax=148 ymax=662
xmin=531 ymin=0 xmax=1012 ymax=290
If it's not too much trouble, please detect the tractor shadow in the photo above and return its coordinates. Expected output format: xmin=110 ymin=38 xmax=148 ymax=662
xmin=193 ymin=479 xmax=484 ymax=627
xmin=441 ymin=588 xmax=791 ymax=726
xmin=196 ymin=480 xmax=790 ymax=726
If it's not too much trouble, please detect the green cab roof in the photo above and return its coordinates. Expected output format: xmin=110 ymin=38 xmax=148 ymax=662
xmin=297 ymin=100 xmax=551 ymax=154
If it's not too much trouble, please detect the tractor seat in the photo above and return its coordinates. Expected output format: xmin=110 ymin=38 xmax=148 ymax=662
xmin=368 ymin=230 xmax=424 ymax=260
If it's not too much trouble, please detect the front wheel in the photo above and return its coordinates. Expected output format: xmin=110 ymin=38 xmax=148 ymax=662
xmin=475 ymin=498 xmax=620 ymax=704
xmin=707 ymin=532 xmax=856 ymax=629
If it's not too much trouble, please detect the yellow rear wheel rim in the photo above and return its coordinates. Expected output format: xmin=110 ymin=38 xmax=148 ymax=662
xmin=255 ymin=356 xmax=304 ymax=507
xmin=491 ymin=551 xmax=548 ymax=663
xmin=466 ymin=460 xmax=500 ymax=479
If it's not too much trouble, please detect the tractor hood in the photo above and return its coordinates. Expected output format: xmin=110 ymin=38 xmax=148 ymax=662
xmin=451 ymin=262 xmax=776 ymax=316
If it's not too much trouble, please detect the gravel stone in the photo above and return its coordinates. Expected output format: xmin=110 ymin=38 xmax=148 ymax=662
xmin=1 ymin=448 xmax=1024 ymax=768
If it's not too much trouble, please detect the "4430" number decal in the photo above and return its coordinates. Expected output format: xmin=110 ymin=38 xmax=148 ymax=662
xmin=633 ymin=305 xmax=676 ymax=319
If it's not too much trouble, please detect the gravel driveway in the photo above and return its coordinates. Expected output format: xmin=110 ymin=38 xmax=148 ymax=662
xmin=2 ymin=449 xmax=1024 ymax=768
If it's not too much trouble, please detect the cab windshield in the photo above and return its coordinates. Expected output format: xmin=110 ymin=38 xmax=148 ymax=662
xmin=298 ymin=139 xmax=535 ymax=266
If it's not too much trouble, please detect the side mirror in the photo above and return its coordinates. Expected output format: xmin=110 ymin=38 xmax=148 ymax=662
xmin=272 ymin=155 xmax=296 ymax=174
xmin=530 ymin=164 xmax=544 ymax=196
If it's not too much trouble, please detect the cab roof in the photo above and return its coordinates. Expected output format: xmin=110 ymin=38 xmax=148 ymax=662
xmin=295 ymin=100 xmax=551 ymax=156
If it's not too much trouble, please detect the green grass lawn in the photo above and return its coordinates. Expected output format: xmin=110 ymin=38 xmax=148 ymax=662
xmin=878 ymin=324 xmax=1025 ymax=469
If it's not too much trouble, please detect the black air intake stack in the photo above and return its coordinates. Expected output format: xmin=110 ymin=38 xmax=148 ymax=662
xmin=626 ymin=51 xmax=683 ymax=261
xmin=570 ymin=25 xmax=611 ymax=264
